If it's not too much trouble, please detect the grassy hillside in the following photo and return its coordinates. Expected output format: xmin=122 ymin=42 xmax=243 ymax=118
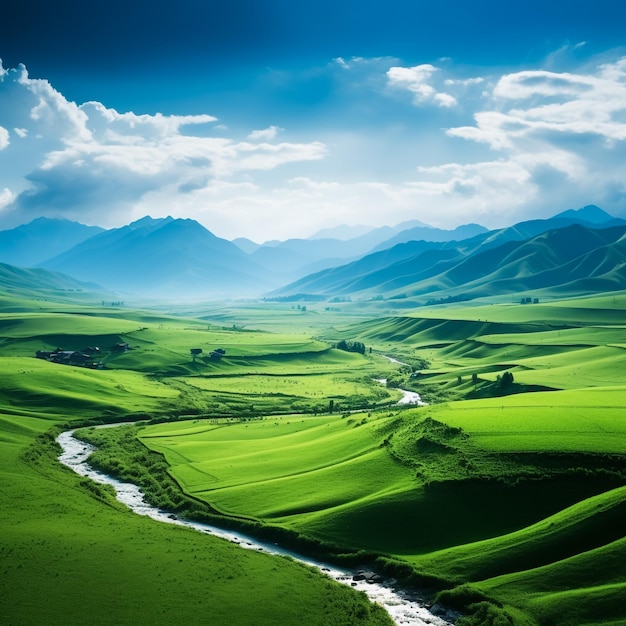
xmin=136 ymin=393 xmax=626 ymax=624
xmin=275 ymin=223 xmax=626 ymax=303
xmin=2 ymin=292 xmax=625 ymax=625
xmin=0 ymin=262 xmax=104 ymax=304
xmin=0 ymin=301 xmax=394 ymax=624
xmin=130 ymin=295 xmax=626 ymax=625
xmin=0 ymin=412 xmax=391 ymax=625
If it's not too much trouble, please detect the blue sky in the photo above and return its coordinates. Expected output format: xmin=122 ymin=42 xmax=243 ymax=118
xmin=1 ymin=0 xmax=626 ymax=241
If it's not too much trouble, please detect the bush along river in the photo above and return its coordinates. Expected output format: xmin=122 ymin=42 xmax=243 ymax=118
xmin=57 ymin=429 xmax=457 ymax=626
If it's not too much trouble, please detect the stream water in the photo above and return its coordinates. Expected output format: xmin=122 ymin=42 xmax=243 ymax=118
xmin=375 ymin=379 xmax=428 ymax=406
xmin=57 ymin=430 xmax=455 ymax=625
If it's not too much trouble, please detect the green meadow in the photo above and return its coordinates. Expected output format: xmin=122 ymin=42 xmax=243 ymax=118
xmin=0 ymin=299 xmax=397 ymax=625
xmin=0 ymin=414 xmax=390 ymax=625
xmin=2 ymin=291 xmax=626 ymax=625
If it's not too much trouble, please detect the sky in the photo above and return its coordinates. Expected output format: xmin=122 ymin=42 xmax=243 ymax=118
xmin=2 ymin=0 xmax=626 ymax=242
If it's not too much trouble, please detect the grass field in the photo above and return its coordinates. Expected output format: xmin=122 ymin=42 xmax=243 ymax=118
xmin=133 ymin=295 xmax=626 ymax=625
xmin=2 ymin=291 xmax=626 ymax=625
xmin=0 ymin=297 xmax=399 ymax=625
xmin=0 ymin=412 xmax=391 ymax=625
xmin=136 ymin=389 xmax=626 ymax=624
xmin=422 ymin=387 xmax=626 ymax=453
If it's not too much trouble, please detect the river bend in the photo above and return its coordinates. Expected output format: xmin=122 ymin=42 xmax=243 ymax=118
xmin=57 ymin=430 xmax=454 ymax=626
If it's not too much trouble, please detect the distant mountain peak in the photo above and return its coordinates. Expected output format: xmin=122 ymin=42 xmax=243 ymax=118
xmin=552 ymin=205 xmax=615 ymax=224
xmin=308 ymin=224 xmax=375 ymax=241
xmin=0 ymin=217 xmax=105 ymax=267
xmin=393 ymin=218 xmax=433 ymax=231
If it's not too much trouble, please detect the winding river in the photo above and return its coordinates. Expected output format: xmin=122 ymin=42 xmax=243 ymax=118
xmin=57 ymin=429 xmax=455 ymax=625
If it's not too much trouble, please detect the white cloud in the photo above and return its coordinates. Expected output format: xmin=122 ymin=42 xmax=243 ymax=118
xmin=0 ymin=63 xmax=328 ymax=229
xmin=0 ymin=187 xmax=15 ymax=210
xmin=387 ymin=64 xmax=457 ymax=108
xmin=0 ymin=126 xmax=9 ymax=150
xmin=288 ymin=177 xmax=340 ymax=190
xmin=462 ymin=62 xmax=626 ymax=148
xmin=80 ymin=101 xmax=217 ymax=140
xmin=444 ymin=77 xmax=484 ymax=87
xmin=15 ymin=65 xmax=92 ymax=142
xmin=425 ymin=56 xmax=626 ymax=224
xmin=247 ymin=125 xmax=283 ymax=141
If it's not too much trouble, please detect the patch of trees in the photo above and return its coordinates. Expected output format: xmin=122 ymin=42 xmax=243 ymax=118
xmin=425 ymin=294 xmax=469 ymax=306
xmin=329 ymin=296 xmax=352 ymax=303
xmin=497 ymin=371 xmax=514 ymax=389
xmin=335 ymin=339 xmax=366 ymax=354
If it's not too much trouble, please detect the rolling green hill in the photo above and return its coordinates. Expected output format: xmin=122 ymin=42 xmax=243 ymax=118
xmin=0 ymin=262 xmax=105 ymax=306
xmin=1 ymin=287 xmax=625 ymax=625
xmin=0 ymin=306 xmax=396 ymax=625
xmin=275 ymin=222 xmax=626 ymax=303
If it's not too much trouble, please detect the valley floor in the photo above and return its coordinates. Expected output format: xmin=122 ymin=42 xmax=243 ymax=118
xmin=1 ymin=292 xmax=626 ymax=625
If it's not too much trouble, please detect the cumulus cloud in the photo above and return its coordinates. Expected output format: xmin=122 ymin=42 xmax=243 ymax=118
xmin=387 ymin=64 xmax=457 ymax=108
xmin=414 ymin=55 xmax=626 ymax=223
xmin=0 ymin=187 xmax=15 ymax=210
xmin=451 ymin=60 xmax=626 ymax=147
xmin=248 ymin=125 xmax=283 ymax=141
xmin=0 ymin=64 xmax=327 ymax=228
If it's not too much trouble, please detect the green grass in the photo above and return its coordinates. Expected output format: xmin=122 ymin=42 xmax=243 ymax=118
xmin=0 ymin=413 xmax=391 ymax=625
xmin=424 ymin=387 xmax=626 ymax=453
xmin=407 ymin=485 xmax=626 ymax=580
xmin=141 ymin=413 xmax=412 ymax=524
xmin=3 ymin=293 xmax=626 ymax=625
xmin=0 ymin=356 xmax=179 ymax=418
xmin=139 ymin=400 xmax=626 ymax=555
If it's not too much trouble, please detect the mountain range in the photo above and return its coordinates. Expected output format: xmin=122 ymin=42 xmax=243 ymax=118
xmin=271 ymin=206 xmax=626 ymax=301
xmin=0 ymin=205 xmax=624 ymax=302
xmin=39 ymin=216 xmax=270 ymax=298
xmin=0 ymin=217 xmax=104 ymax=267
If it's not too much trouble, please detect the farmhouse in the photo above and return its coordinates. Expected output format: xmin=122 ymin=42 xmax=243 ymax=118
xmin=35 ymin=347 xmax=103 ymax=369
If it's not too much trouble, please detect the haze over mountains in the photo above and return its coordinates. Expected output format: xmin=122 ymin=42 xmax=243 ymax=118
xmin=0 ymin=218 xmax=104 ymax=267
xmin=275 ymin=206 xmax=626 ymax=301
xmin=1 ymin=205 xmax=624 ymax=303
xmin=40 ymin=216 xmax=270 ymax=297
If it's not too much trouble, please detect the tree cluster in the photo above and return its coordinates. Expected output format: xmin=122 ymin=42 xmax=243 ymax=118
xmin=335 ymin=339 xmax=366 ymax=354
xmin=497 ymin=371 xmax=514 ymax=389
